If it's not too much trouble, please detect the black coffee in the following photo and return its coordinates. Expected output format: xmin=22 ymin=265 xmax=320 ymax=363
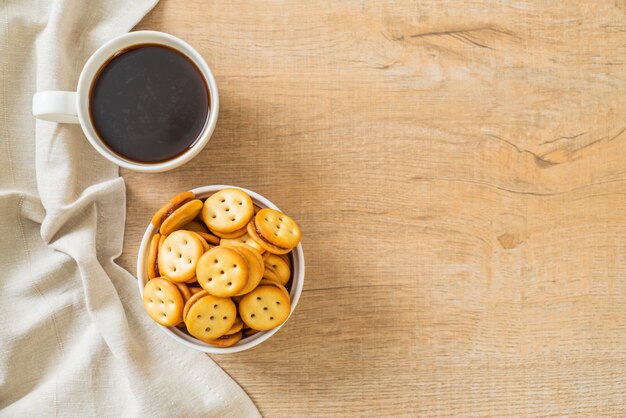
xmin=89 ymin=44 xmax=209 ymax=163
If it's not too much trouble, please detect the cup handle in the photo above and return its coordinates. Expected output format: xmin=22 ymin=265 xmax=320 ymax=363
xmin=32 ymin=91 xmax=80 ymax=124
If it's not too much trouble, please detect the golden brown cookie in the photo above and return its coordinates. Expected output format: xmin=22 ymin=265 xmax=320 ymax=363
xmin=174 ymin=282 xmax=192 ymax=303
xmin=264 ymin=253 xmax=291 ymax=285
xmin=209 ymin=225 xmax=248 ymax=239
xmin=205 ymin=331 xmax=242 ymax=347
xmin=255 ymin=208 xmax=301 ymax=249
xmin=189 ymin=287 xmax=203 ymax=295
xmin=143 ymin=278 xmax=184 ymax=326
xmin=239 ymin=285 xmax=290 ymax=331
xmin=220 ymin=233 xmax=264 ymax=253
xmin=158 ymin=233 xmax=167 ymax=252
xmin=158 ymin=230 xmax=204 ymax=282
xmin=194 ymin=231 xmax=220 ymax=246
xmin=258 ymin=278 xmax=291 ymax=301
xmin=183 ymin=220 xmax=209 ymax=233
xmin=223 ymin=244 xmax=264 ymax=296
xmin=148 ymin=233 xmax=161 ymax=280
xmin=188 ymin=231 xmax=212 ymax=252
xmin=247 ymin=219 xmax=292 ymax=255
xmin=160 ymin=199 xmax=203 ymax=235
xmin=201 ymin=188 xmax=254 ymax=233
xmin=183 ymin=289 xmax=208 ymax=320
xmin=184 ymin=292 xmax=237 ymax=341
xmin=151 ymin=191 xmax=195 ymax=228
xmin=224 ymin=317 xmax=244 ymax=335
xmin=196 ymin=246 xmax=249 ymax=297
xmin=262 ymin=265 xmax=281 ymax=283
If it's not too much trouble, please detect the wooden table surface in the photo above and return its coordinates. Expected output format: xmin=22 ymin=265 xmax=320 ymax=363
xmin=119 ymin=1 xmax=626 ymax=416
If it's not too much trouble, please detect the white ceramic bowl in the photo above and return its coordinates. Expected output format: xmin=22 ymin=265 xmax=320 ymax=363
xmin=137 ymin=185 xmax=305 ymax=353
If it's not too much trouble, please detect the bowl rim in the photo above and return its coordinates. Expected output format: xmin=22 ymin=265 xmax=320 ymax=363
xmin=136 ymin=185 xmax=305 ymax=353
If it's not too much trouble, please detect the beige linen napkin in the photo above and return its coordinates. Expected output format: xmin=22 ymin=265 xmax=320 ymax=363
xmin=0 ymin=0 xmax=260 ymax=416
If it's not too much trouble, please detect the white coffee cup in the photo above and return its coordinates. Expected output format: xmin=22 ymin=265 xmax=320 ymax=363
xmin=32 ymin=31 xmax=219 ymax=173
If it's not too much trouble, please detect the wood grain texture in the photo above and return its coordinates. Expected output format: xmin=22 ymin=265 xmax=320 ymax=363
xmin=118 ymin=1 xmax=626 ymax=416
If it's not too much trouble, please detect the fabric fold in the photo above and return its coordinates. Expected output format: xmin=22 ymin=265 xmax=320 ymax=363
xmin=0 ymin=0 xmax=260 ymax=416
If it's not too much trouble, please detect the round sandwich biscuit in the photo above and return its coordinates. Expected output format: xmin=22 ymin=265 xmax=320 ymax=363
xmin=205 ymin=331 xmax=242 ymax=347
xmin=220 ymin=233 xmax=264 ymax=253
xmin=247 ymin=219 xmax=292 ymax=255
xmin=224 ymin=316 xmax=244 ymax=335
xmin=264 ymin=253 xmax=291 ymax=285
xmin=148 ymin=233 xmax=161 ymax=279
xmin=143 ymin=278 xmax=184 ymax=326
xmin=196 ymin=246 xmax=249 ymax=297
xmin=174 ymin=282 xmax=192 ymax=304
xmin=222 ymin=244 xmax=264 ymax=296
xmin=188 ymin=231 xmax=212 ymax=252
xmin=189 ymin=287 xmax=203 ymax=295
xmin=258 ymin=278 xmax=291 ymax=302
xmin=255 ymin=208 xmax=301 ymax=249
xmin=262 ymin=265 xmax=281 ymax=283
xmin=160 ymin=199 xmax=203 ymax=235
xmin=193 ymin=231 xmax=220 ymax=246
xmin=151 ymin=191 xmax=195 ymax=228
xmin=239 ymin=285 xmax=291 ymax=331
xmin=184 ymin=292 xmax=237 ymax=341
xmin=209 ymin=225 xmax=248 ymax=239
xmin=201 ymin=188 xmax=254 ymax=233
xmin=158 ymin=230 xmax=204 ymax=282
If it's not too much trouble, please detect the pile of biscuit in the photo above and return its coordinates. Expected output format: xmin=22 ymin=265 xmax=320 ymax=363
xmin=142 ymin=188 xmax=301 ymax=347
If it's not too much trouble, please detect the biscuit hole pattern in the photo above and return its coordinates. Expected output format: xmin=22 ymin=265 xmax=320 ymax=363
xmin=162 ymin=313 xmax=167 ymax=317
xmin=223 ymin=316 xmax=227 ymax=320
xmin=257 ymin=297 xmax=261 ymax=300
xmin=208 ymin=278 xmax=213 ymax=282
xmin=263 ymin=307 xmax=268 ymax=310
xmin=210 ymin=316 xmax=214 ymax=320
xmin=196 ymin=315 xmax=201 ymax=318
xmin=157 ymin=287 xmax=162 ymax=291
xmin=228 ymin=282 xmax=232 ymax=286
xmin=251 ymin=314 xmax=255 ymax=318
xmin=225 ymin=208 xmax=230 ymax=212
xmin=221 ymin=199 xmax=225 ymax=203
xmin=220 ymin=270 xmax=225 ymax=274
xmin=205 ymin=327 xmax=211 ymax=332
xmin=214 ymin=259 xmax=218 ymax=264
xmin=158 ymin=299 xmax=163 ymax=303
xmin=270 ymin=317 xmax=274 ymax=320
xmin=178 ymin=253 xmax=182 ymax=258
xmin=148 ymin=298 xmax=153 ymax=303
xmin=183 ymin=240 xmax=188 ymax=245
xmin=212 ymin=215 xmax=216 ymax=219
xmin=214 ymin=304 xmax=219 ymax=309
xmin=276 ymin=301 xmax=280 ymax=305
xmin=231 ymin=218 xmax=236 ymax=221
